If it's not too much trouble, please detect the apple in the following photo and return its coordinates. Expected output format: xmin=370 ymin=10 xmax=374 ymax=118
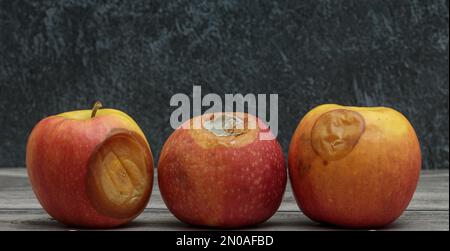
xmin=26 ymin=102 xmax=153 ymax=228
xmin=157 ymin=112 xmax=286 ymax=228
xmin=288 ymin=104 xmax=422 ymax=228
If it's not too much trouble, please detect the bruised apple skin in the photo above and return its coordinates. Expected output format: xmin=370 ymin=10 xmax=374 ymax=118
xmin=288 ymin=104 xmax=422 ymax=228
xmin=26 ymin=102 xmax=153 ymax=228
xmin=158 ymin=112 xmax=287 ymax=228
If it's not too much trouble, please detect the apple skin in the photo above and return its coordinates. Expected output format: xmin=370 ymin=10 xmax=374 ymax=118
xmin=157 ymin=113 xmax=287 ymax=228
xmin=288 ymin=104 xmax=422 ymax=228
xmin=26 ymin=107 xmax=153 ymax=228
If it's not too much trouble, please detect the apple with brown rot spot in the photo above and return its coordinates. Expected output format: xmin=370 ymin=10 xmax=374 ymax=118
xmin=288 ymin=104 xmax=422 ymax=228
xmin=26 ymin=102 xmax=154 ymax=228
xmin=157 ymin=112 xmax=287 ymax=228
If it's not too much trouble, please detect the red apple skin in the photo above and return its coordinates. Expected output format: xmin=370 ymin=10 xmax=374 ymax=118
xmin=157 ymin=113 xmax=287 ymax=228
xmin=26 ymin=113 xmax=153 ymax=228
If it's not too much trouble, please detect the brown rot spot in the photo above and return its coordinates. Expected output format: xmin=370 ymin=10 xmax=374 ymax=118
xmin=323 ymin=160 xmax=328 ymax=166
xmin=203 ymin=113 xmax=249 ymax=137
xmin=311 ymin=109 xmax=365 ymax=161
xmin=189 ymin=113 xmax=258 ymax=149
xmin=86 ymin=131 xmax=152 ymax=219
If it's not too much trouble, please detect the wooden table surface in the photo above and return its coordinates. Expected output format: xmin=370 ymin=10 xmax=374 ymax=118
xmin=0 ymin=168 xmax=448 ymax=231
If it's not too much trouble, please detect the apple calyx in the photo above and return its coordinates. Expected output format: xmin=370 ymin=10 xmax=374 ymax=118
xmin=91 ymin=101 xmax=103 ymax=118
xmin=203 ymin=114 xmax=248 ymax=137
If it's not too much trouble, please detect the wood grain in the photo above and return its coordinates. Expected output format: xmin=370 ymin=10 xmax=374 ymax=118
xmin=0 ymin=168 xmax=448 ymax=231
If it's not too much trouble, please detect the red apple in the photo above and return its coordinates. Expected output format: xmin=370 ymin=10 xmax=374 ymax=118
xmin=26 ymin=102 xmax=153 ymax=228
xmin=288 ymin=104 xmax=422 ymax=228
xmin=157 ymin=112 xmax=287 ymax=228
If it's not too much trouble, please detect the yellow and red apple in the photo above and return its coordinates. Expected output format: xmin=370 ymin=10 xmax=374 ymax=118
xmin=157 ymin=112 xmax=287 ymax=228
xmin=26 ymin=102 xmax=153 ymax=228
xmin=288 ymin=104 xmax=422 ymax=228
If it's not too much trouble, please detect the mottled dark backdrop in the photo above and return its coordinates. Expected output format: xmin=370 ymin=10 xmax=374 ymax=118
xmin=0 ymin=0 xmax=448 ymax=169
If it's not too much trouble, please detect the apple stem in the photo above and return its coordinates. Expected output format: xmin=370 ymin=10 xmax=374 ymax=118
xmin=91 ymin=101 xmax=103 ymax=118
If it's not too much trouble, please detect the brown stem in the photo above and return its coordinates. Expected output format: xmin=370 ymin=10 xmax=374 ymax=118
xmin=91 ymin=101 xmax=103 ymax=118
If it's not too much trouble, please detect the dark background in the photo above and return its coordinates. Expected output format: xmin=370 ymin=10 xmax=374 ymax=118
xmin=0 ymin=0 xmax=448 ymax=169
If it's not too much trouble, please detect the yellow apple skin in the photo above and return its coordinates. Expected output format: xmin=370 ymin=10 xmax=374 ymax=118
xmin=26 ymin=107 xmax=153 ymax=228
xmin=288 ymin=104 xmax=422 ymax=228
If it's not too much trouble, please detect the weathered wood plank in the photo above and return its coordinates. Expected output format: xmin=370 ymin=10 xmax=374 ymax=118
xmin=0 ymin=168 xmax=448 ymax=230
xmin=0 ymin=209 xmax=447 ymax=231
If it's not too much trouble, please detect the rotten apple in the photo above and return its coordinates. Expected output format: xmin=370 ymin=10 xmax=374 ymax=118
xmin=26 ymin=102 xmax=153 ymax=228
xmin=157 ymin=112 xmax=287 ymax=228
xmin=288 ymin=104 xmax=422 ymax=228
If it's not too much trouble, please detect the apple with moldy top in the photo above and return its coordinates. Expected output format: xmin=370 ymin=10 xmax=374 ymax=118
xmin=26 ymin=102 xmax=153 ymax=228
xmin=288 ymin=104 xmax=422 ymax=228
xmin=157 ymin=112 xmax=287 ymax=228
